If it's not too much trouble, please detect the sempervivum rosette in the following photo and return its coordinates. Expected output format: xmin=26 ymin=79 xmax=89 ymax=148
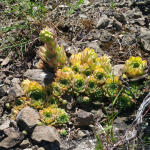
xmin=124 ymin=56 xmax=147 ymax=78
xmin=103 ymin=76 xmax=122 ymax=98
xmin=97 ymin=55 xmax=112 ymax=73
xmin=81 ymin=48 xmax=97 ymax=71
xmin=73 ymin=73 xmax=85 ymax=96
xmin=21 ymin=79 xmax=46 ymax=110
xmin=85 ymin=75 xmax=97 ymax=96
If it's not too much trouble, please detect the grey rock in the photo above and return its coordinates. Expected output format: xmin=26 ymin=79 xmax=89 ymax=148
xmin=114 ymin=12 xmax=127 ymax=22
xmin=74 ymin=138 xmax=96 ymax=150
xmin=135 ymin=18 xmax=145 ymax=26
xmin=99 ymin=30 xmax=112 ymax=43
xmin=0 ymin=127 xmax=24 ymax=149
xmin=124 ymin=10 xmax=134 ymax=18
xmin=0 ymin=120 xmax=10 ymax=131
xmin=0 ymin=85 xmax=7 ymax=98
xmin=74 ymin=109 xmax=94 ymax=126
xmin=113 ymin=19 xmax=122 ymax=31
xmin=140 ymin=30 xmax=150 ymax=52
xmin=121 ymin=33 xmax=136 ymax=46
xmin=112 ymin=64 xmax=124 ymax=76
xmin=77 ymin=130 xmax=86 ymax=138
xmin=96 ymin=15 xmax=110 ymax=29
xmin=20 ymin=139 xmax=30 ymax=148
xmin=7 ymin=84 xmax=24 ymax=102
xmin=104 ymin=8 xmax=114 ymax=16
xmin=62 ymin=94 xmax=76 ymax=110
xmin=86 ymin=40 xmax=104 ymax=56
xmin=113 ymin=117 xmax=128 ymax=132
xmin=31 ymin=126 xmax=61 ymax=144
xmin=79 ymin=14 xmax=88 ymax=19
xmin=23 ymin=69 xmax=55 ymax=86
xmin=0 ymin=1 xmax=5 ymax=8
xmin=0 ymin=96 xmax=7 ymax=117
xmin=133 ymin=12 xmax=142 ymax=19
xmin=38 ymin=148 xmax=45 ymax=150
xmin=16 ymin=106 xmax=40 ymax=131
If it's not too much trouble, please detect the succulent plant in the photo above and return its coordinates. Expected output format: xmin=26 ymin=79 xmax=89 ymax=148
xmin=81 ymin=48 xmax=97 ymax=70
xmin=21 ymin=79 xmax=46 ymax=110
xmin=85 ymin=75 xmax=97 ymax=96
xmin=103 ymin=76 xmax=122 ymax=98
xmin=51 ymin=82 xmax=63 ymax=97
xmin=124 ymin=56 xmax=147 ymax=78
xmin=77 ymin=96 xmax=91 ymax=104
xmin=93 ymin=68 xmax=107 ymax=85
xmin=12 ymin=97 xmax=27 ymax=111
xmin=36 ymin=26 xmax=67 ymax=71
xmin=73 ymin=73 xmax=85 ymax=96
xmin=116 ymin=93 xmax=132 ymax=110
xmin=39 ymin=106 xmax=69 ymax=126
xmin=97 ymin=55 xmax=112 ymax=73
xmin=60 ymin=129 xmax=67 ymax=136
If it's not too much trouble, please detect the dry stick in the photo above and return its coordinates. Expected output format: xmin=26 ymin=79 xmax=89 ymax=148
xmin=110 ymin=92 xmax=150 ymax=150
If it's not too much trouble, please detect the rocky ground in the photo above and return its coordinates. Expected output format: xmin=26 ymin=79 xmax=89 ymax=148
xmin=0 ymin=0 xmax=150 ymax=150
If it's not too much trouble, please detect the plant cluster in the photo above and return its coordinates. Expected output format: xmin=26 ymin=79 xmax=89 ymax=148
xmin=11 ymin=27 xmax=148 ymax=126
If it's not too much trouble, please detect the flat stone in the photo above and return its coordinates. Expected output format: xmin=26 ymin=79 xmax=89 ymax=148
xmin=112 ymin=64 xmax=124 ymax=76
xmin=74 ymin=109 xmax=94 ymax=126
xmin=96 ymin=15 xmax=110 ymax=29
xmin=0 ymin=85 xmax=7 ymax=98
xmin=20 ymin=139 xmax=30 ymax=148
xmin=23 ymin=69 xmax=55 ymax=86
xmin=16 ymin=106 xmax=40 ymax=131
xmin=31 ymin=126 xmax=61 ymax=144
xmin=7 ymin=84 xmax=24 ymax=102
xmin=0 ymin=120 xmax=10 ymax=131
xmin=140 ymin=30 xmax=150 ymax=52
xmin=0 ymin=127 xmax=24 ymax=149
xmin=0 ymin=96 xmax=7 ymax=117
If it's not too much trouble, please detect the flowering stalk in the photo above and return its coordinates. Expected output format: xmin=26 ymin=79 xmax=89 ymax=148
xmin=36 ymin=26 xmax=67 ymax=71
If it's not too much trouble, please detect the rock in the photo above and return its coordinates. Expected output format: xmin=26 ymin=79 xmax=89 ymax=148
xmin=133 ymin=12 xmax=142 ymax=19
xmin=7 ymin=84 xmax=24 ymax=102
xmin=0 ymin=120 xmax=10 ymax=131
xmin=73 ymin=109 xmax=94 ymax=126
xmin=31 ymin=126 xmax=61 ymax=144
xmin=112 ymin=64 xmax=124 ymax=76
xmin=77 ymin=130 xmax=86 ymax=138
xmin=99 ymin=30 xmax=112 ymax=43
xmin=135 ymin=18 xmax=145 ymax=26
xmin=113 ymin=19 xmax=122 ymax=31
xmin=0 ymin=96 xmax=7 ymax=117
xmin=0 ymin=85 xmax=7 ymax=98
xmin=0 ymin=1 xmax=5 ymax=8
xmin=23 ymin=69 xmax=55 ymax=86
xmin=86 ymin=40 xmax=104 ymax=56
xmin=0 ymin=127 xmax=24 ymax=149
xmin=20 ymin=139 xmax=30 ymax=148
xmin=79 ymin=14 xmax=88 ymax=19
xmin=11 ymin=78 xmax=20 ymax=85
xmin=113 ymin=117 xmax=128 ymax=132
xmin=1 ymin=52 xmax=14 ymax=66
xmin=62 ymin=94 xmax=76 ymax=110
xmin=140 ymin=30 xmax=150 ymax=52
xmin=74 ymin=138 xmax=96 ymax=150
xmin=104 ymin=8 xmax=114 ymax=16
xmin=114 ymin=12 xmax=127 ymax=22
xmin=16 ymin=106 xmax=40 ymax=131
xmin=121 ymin=33 xmax=135 ymax=46
xmin=38 ymin=147 xmax=45 ymax=150
xmin=96 ymin=15 xmax=110 ymax=29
